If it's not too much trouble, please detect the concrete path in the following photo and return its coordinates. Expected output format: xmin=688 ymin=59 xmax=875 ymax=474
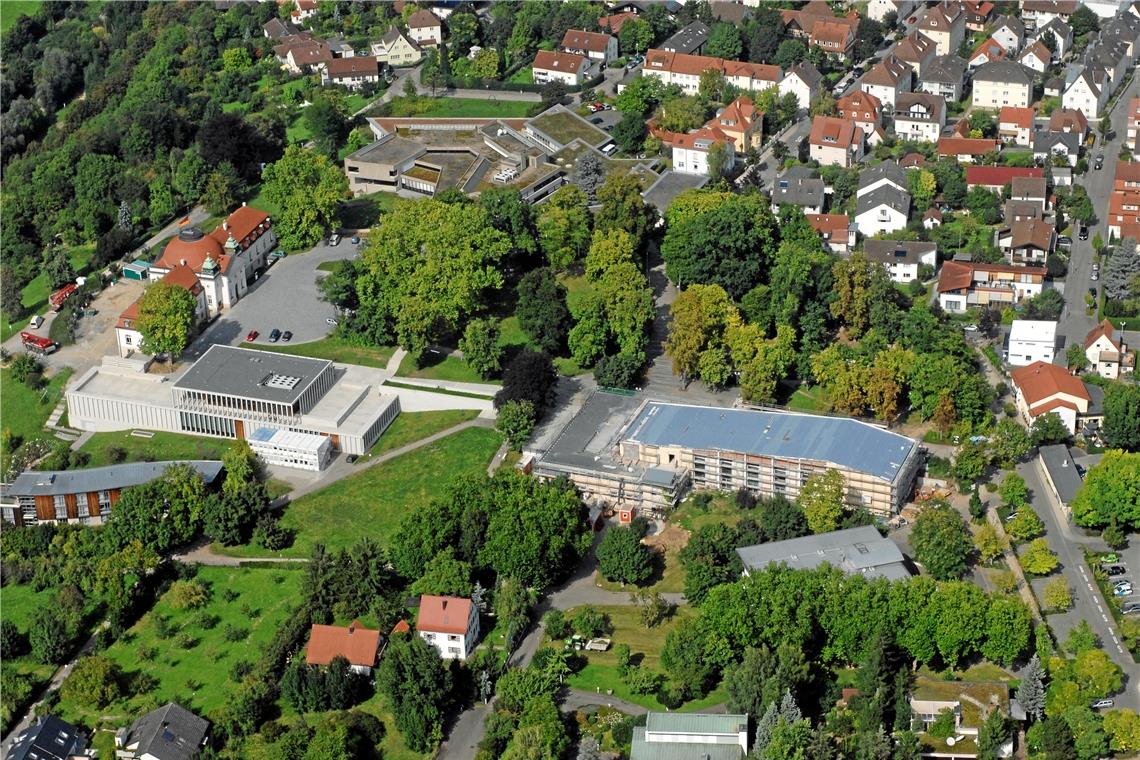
xmin=558 ymin=689 xmax=651 ymax=716
xmin=142 ymin=205 xmax=208 ymax=251
xmin=984 ymin=498 xmax=1042 ymax=621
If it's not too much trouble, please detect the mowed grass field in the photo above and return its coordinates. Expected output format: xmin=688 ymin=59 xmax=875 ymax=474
xmin=239 ymin=336 xmax=396 ymax=369
xmin=1 ymin=366 xmax=72 ymax=444
xmin=0 ymin=1 xmax=42 ymax=33
xmin=216 ymin=426 xmax=502 ymax=558
xmin=79 ymin=430 xmax=230 ymax=467
xmin=557 ymin=605 xmax=728 ymax=711
xmin=55 ymin=566 xmax=304 ymax=726
xmin=355 ymin=409 xmax=480 ymax=462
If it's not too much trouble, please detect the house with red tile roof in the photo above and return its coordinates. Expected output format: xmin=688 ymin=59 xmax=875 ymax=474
xmin=781 ymin=1 xmax=860 ymax=57
xmin=533 ymin=50 xmax=591 ymax=86
xmin=641 ymin=48 xmax=781 ymax=95
xmin=967 ymin=37 xmax=1007 ymax=68
xmin=1107 ymin=188 xmax=1140 ymax=239
xmin=917 ymin=1 xmax=966 ymax=55
xmin=963 ymin=0 xmax=995 ymax=31
xmin=1048 ymin=108 xmax=1089 ymax=142
xmin=964 ymin=166 xmax=1043 ymax=191
xmin=561 ymin=29 xmax=618 ymax=62
xmin=672 ymin=125 xmax=736 ymax=176
xmin=1085 ymin=318 xmax=1135 ymax=379
xmin=806 ymin=213 xmax=856 ymax=255
xmin=1018 ymin=40 xmax=1052 ymax=73
xmin=707 ymin=97 xmax=762 ymax=152
xmin=809 ymin=116 xmax=864 ymax=167
xmin=894 ymin=31 xmax=937 ymax=75
xmin=997 ymin=217 xmax=1055 ymax=265
xmin=998 ymin=106 xmax=1035 ymax=147
xmin=320 ymin=57 xmax=380 ymax=90
xmin=861 ymin=54 xmax=913 ymax=110
xmin=836 ymin=90 xmax=883 ymax=144
xmin=1127 ymin=97 xmax=1140 ymax=159
xmin=307 ymin=620 xmax=382 ymax=674
xmin=417 ymin=595 xmax=479 ymax=661
xmin=936 ymin=260 xmax=1045 ymax=312
xmin=598 ymin=12 xmax=638 ymax=34
xmin=114 ymin=264 xmax=210 ymax=359
xmin=1114 ymin=160 xmax=1140 ymax=191
xmin=1010 ymin=361 xmax=1094 ymax=434
xmin=938 ymin=136 xmax=1001 ymax=162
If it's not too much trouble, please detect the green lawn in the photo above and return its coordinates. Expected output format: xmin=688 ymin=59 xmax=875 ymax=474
xmin=386 ymin=96 xmax=533 ymax=118
xmin=239 ymin=336 xmax=396 ymax=369
xmin=558 ymin=605 xmax=728 ymax=711
xmin=286 ymin=113 xmax=313 ymax=144
xmin=216 ymin=426 xmax=502 ymax=558
xmin=0 ymin=584 xmax=57 ymax=632
xmin=0 ymin=366 xmax=73 ymax=444
xmin=788 ymin=385 xmax=825 ymax=412
xmin=671 ymin=492 xmax=746 ymax=532
xmin=316 ymin=260 xmax=349 ymax=272
xmin=0 ymin=1 xmax=42 ymax=33
xmin=3 ymin=245 xmax=96 ymax=341
xmin=55 ymin=566 xmax=304 ymax=726
xmin=339 ymin=191 xmax=397 ymax=229
xmin=353 ymin=409 xmax=480 ymax=463
xmin=78 ymin=430 xmax=230 ymax=468
xmin=507 ymin=67 xmax=534 ymax=84
xmin=396 ymin=351 xmax=494 ymax=384
xmin=247 ymin=185 xmax=282 ymax=219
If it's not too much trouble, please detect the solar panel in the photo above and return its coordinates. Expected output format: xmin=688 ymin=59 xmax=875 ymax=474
xmin=263 ymin=373 xmax=302 ymax=390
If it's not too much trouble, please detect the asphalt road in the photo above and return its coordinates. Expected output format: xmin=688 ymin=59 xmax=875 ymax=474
xmin=1018 ymin=458 xmax=1139 ymax=711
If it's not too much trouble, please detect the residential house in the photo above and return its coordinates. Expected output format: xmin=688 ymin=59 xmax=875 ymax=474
xmin=861 ymin=54 xmax=913 ymax=110
xmin=1021 ymin=0 xmax=1079 ymax=28
xmin=115 ymin=265 xmax=208 ymax=358
xmin=1051 ymin=165 xmax=1074 ymax=186
xmin=867 ymin=0 xmax=916 ymax=23
xmin=807 ymin=213 xmax=856 ymax=254
xmin=708 ymin=96 xmax=762 ymax=151
xmin=1010 ymin=176 xmax=1049 ymax=209
xmin=371 ymin=26 xmax=423 ymax=66
xmin=782 ymin=1 xmax=861 ymax=57
xmin=972 ymin=60 xmax=1034 ymax=109
xmin=901 ymin=152 xmax=928 ymax=169
xmin=598 ymin=12 xmax=638 ymax=34
xmin=1032 ymin=128 xmax=1080 ymax=166
xmin=115 ymin=703 xmax=209 ymax=760
xmin=1035 ymin=17 xmax=1074 ymax=58
xmin=641 ymin=49 xmax=782 ymax=96
xmin=917 ymin=2 xmax=966 ymax=55
xmin=998 ymin=217 xmax=1055 ymax=264
xmin=969 ymin=36 xmax=1009 ymax=68
xmin=918 ymin=54 xmax=968 ymax=100
xmin=924 ymin=207 xmax=944 ymax=228
xmin=532 ymin=50 xmax=591 ymax=86
xmin=910 ymin=679 xmax=1013 ymax=758
xmin=631 ymin=713 xmax=749 ymax=760
xmin=1085 ymin=318 xmax=1135 ymax=378
xmin=323 ymin=35 xmax=355 ymax=58
xmin=1019 ymin=39 xmax=1053 ymax=72
xmin=320 ymin=57 xmax=380 ymax=90
xmin=307 ymin=620 xmax=382 ymax=674
xmin=964 ymin=0 xmax=997 ymax=31
xmin=291 ymin=0 xmax=317 ymax=23
xmin=1118 ymin=159 xmax=1140 ymax=190
xmin=855 ymin=186 xmax=911 ymax=236
xmin=991 ymin=15 xmax=1026 ymax=52
xmin=894 ymin=92 xmax=946 ymax=143
xmin=808 ymin=116 xmax=864 ymax=167
xmin=417 ymin=595 xmax=479 ymax=660
xmin=894 ymin=31 xmax=937 ymax=75
xmin=837 ymin=90 xmax=884 ymax=142
xmin=770 ymin=167 xmax=826 ymax=214
xmin=1048 ymin=107 xmax=1089 ymax=142
xmin=711 ymin=2 xmax=752 ymax=24
xmin=1010 ymin=360 xmax=1095 ymax=434
xmin=561 ymin=29 xmax=619 ymax=62
xmin=938 ymin=136 xmax=1002 ymax=162
xmin=965 ymin=165 xmax=1044 ymax=191
xmin=778 ymin=61 xmax=823 ymax=111
xmin=864 ymin=240 xmax=938 ymax=282
xmin=8 ymin=716 xmax=90 ymax=760
xmin=936 ymin=260 xmax=1046 ymax=311
xmin=1007 ymin=319 xmax=1058 ymax=366
xmin=999 ymin=106 xmax=1036 ymax=146
xmin=857 ymin=161 xmax=909 ymax=198
xmin=672 ymin=126 xmax=736 ymax=176
xmin=263 ymin=17 xmax=299 ymax=41
xmin=1127 ymin=96 xmax=1140 ymax=158
xmin=273 ymin=36 xmax=332 ymax=74
xmin=661 ymin=21 xmax=710 ymax=54
xmin=406 ymin=9 xmax=442 ymax=47
xmin=1107 ymin=188 xmax=1140 ymax=239
xmin=1005 ymin=199 xmax=1045 ymax=221
xmin=1063 ymin=67 xmax=1110 ymax=118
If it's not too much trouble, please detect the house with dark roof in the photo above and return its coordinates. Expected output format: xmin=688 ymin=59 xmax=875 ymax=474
xmin=307 ymin=620 xmax=382 ymax=673
xmin=894 ymin=31 xmax=937 ymax=75
xmin=964 ymin=0 xmax=996 ymax=31
xmin=917 ymin=54 xmax=968 ymax=100
xmin=770 ymin=167 xmax=825 ymax=214
xmin=997 ymin=217 xmax=1055 ymax=265
xmin=8 ymin=716 xmax=90 ymax=760
xmin=990 ymin=15 xmax=1025 ymax=52
xmin=864 ymin=240 xmax=937 ymax=282
xmin=263 ymin=17 xmax=299 ymax=41
xmin=1049 ymin=107 xmax=1089 ymax=141
xmin=917 ymin=1 xmax=966 ymax=55
xmin=406 ymin=9 xmax=442 ymax=47
xmin=778 ymin=61 xmax=823 ymax=111
xmin=115 ymin=703 xmax=209 ymax=760
xmin=1019 ymin=39 xmax=1052 ymax=73
xmin=972 ymin=60 xmax=1034 ymax=109
xmin=855 ymin=185 xmax=911 ymax=236
xmin=320 ymin=56 xmax=380 ymax=90
xmin=417 ymin=595 xmax=479 ymax=660
xmin=861 ymin=54 xmax=913 ymax=110
xmin=1036 ymin=17 xmax=1073 ymax=58
xmin=1032 ymin=128 xmax=1079 ymax=167
xmin=857 ymin=161 xmax=909 ymax=199
xmin=1010 ymin=176 xmax=1048 ymax=210
xmin=894 ymin=92 xmax=946 ymax=143
xmin=661 ymin=21 xmax=710 ymax=54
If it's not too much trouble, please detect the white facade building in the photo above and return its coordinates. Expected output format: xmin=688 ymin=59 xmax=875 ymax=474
xmin=1007 ymin=320 xmax=1058 ymax=366
xmin=417 ymin=595 xmax=479 ymax=661
xmin=247 ymin=427 xmax=333 ymax=471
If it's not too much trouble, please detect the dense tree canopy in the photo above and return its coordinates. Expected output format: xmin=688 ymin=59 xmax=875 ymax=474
xmin=1070 ymin=450 xmax=1140 ymax=530
xmin=262 ymin=146 xmax=348 ymax=251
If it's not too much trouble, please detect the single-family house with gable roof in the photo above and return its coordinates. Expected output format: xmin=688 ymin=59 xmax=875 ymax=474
xmin=999 ymin=106 xmax=1036 ymax=146
xmin=115 ymin=703 xmax=209 ymax=760
xmin=708 ymin=96 xmax=762 ymax=151
xmin=1036 ymin=17 xmax=1073 ymax=58
xmin=809 ymin=116 xmax=864 ymax=167
xmin=837 ymin=90 xmax=884 ymax=139
xmin=807 ymin=213 xmax=856 ymax=254
xmin=858 ymin=161 xmax=909 ymax=199
xmin=371 ymin=25 xmax=423 ymax=66
xmin=8 ymin=716 xmax=90 ymax=760
xmin=672 ymin=125 xmax=736 ymax=176
xmin=894 ymin=31 xmax=937 ymax=75
xmin=894 ymin=92 xmax=946 ymax=143
xmin=861 ymin=54 xmax=913 ymax=110
xmin=1048 ymin=107 xmax=1089 ymax=141
xmin=561 ymin=29 xmax=618 ymax=62
xmin=1085 ymin=318 xmax=1135 ymax=378
xmin=938 ymin=136 xmax=1002 ymax=162
xmin=533 ymin=50 xmax=591 ymax=85
xmin=771 ymin=167 xmax=826 ymax=214
xmin=1019 ymin=39 xmax=1052 ymax=72
xmin=964 ymin=0 xmax=996 ymax=31
xmin=307 ymin=620 xmax=382 ymax=674
xmin=1010 ymin=176 xmax=1048 ymax=209
xmin=990 ymin=15 xmax=1025 ymax=53
xmin=965 ymin=165 xmax=1044 ymax=192
xmin=998 ymin=217 xmax=1055 ymax=265
xmin=868 ymin=0 xmax=917 ymax=24
xmin=937 ymin=260 xmax=1045 ymax=311
xmin=1063 ymin=67 xmax=1109 ymax=118
xmin=417 ymin=595 xmax=479 ymax=660
xmin=969 ymin=37 xmax=1009 ymax=68
xmin=406 ymin=9 xmax=442 ymax=47
xmin=1021 ymin=0 xmax=1078 ymax=28
xmin=864 ymin=240 xmax=938 ymax=282
xmin=1011 ymin=360 xmax=1096 ymax=434
xmin=918 ymin=54 xmax=968 ymax=100
xmin=1032 ymin=128 xmax=1079 ymax=166
xmin=320 ymin=57 xmax=380 ymax=90
xmin=779 ymin=61 xmax=823 ymax=111
xmin=855 ymin=186 xmax=911 ymax=237
xmin=918 ymin=1 xmax=966 ymax=55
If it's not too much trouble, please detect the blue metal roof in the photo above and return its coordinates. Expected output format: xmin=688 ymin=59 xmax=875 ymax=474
xmin=624 ymin=403 xmax=918 ymax=484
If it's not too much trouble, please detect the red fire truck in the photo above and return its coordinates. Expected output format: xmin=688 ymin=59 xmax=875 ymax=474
xmin=49 ymin=283 xmax=77 ymax=311
xmin=20 ymin=332 xmax=59 ymax=355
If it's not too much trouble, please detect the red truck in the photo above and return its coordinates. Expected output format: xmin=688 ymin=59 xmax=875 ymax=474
xmin=49 ymin=283 xmax=77 ymax=311
xmin=20 ymin=331 xmax=58 ymax=355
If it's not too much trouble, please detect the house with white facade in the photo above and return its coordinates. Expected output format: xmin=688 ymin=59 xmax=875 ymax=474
xmin=893 ymin=92 xmax=946 ymax=143
xmin=864 ymin=240 xmax=938 ymax=282
xmin=855 ymin=186 xmax=911 ymax=237
xmin=320 ymin=57 xmax=380 ymax=90
xmin=999 ymin=106 xmax=1036 ymax=146
xmin=937 ymin=260 xmax=1046 ymax=311
xmin=771 ymin=167 xmax=826 ymax=214
xmin=1084 ymin=318 xmax=1135 ymax=378
xmin=857 ymin=161 xmax=909 ymax=199
xmin=307 ymin=621 xmax=382 ymax=674
xmin=1019 ymin=39 xmax=1052 ymax=72
xmin=1063 ymin=68 xmax=1110 ymax=118
xmin=671 ymin=126 xmax=735 ymax=176
xmin=416 ymin=595 xmax=479 ymax=661
xmin=998 ymin=217 xmax=1055 ymax=265
xmin=808 ymin=115 xmax=864 ymax=167
xmin=917 ymin=2 xmax=966 ymax=55
xmin=532 ymin=50 xmax=591 ymax=86
xmin=1007 ymin=320 xmax=1058 ymax=366
xmin=1036 ymin=18 xmax=1074 ymax=58
xmin=867 ymin=0 xmax=916 ymax=23
xmin=778 ymin=61 xmax=823 ymax=111
xmin=837 ymin=90 xmax=884 ymax=144
xmin=894 ymin=31 xmax=937 ymax=75
xmin=861 ymin=54 xmax=913 ymax=110
xmin=406 ymin=9 xmax=442 ymax=47
xmin=991 ymin=15 xmax=1026 ymax=52
xmin=972 ymin=60 xmax=1034 ymax=109
xmin=918 ymin=54 xmax=968 ymax=100
xmin=561 ymin=29 xmax=619 ymax=62
xmin=1032 ymin=128 xmax=1080 ymax=166
xmin=1011 ymin=360 xmax=1095 ymax=435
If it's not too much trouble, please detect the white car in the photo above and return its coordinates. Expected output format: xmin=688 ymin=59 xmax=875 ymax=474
xmin=1093 ymin=699 xmax=1114 ymax=709
xmin=963 ymin=324 xmax=978 ymax=332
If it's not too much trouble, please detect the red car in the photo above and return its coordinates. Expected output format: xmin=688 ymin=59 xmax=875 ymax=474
xmin=589 ymin=102 xmax=605 ymax=112
xmin=246 ymin=330 xmax=259 ymax=342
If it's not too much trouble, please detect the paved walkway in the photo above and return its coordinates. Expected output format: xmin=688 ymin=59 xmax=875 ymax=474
xmin=984 ymin=498 xmax=1041 ymax=621
xmin=558 ymin=689 xmax=651 ymax=716
xmin=142 ymin=205 xmax=208 ymax=251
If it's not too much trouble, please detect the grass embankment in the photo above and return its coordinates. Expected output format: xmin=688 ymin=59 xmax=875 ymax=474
xmin=557 ymin=605 xmax=728 ymax=711
xmin=216 ymin=426 xmax=502 ymax=558
xmin=1 ymin=366 xmax=74 ymax=478
xmin=55 ymin=567 xmax=303 ymax=726
xmin=384 ymin=95 xmax=533 ymax=118
xmin=239 ymin=336 xmax=396 ymax=369
xmin=353 ymin=409 xmax=480 ymax=462
xmin=2 ymin=245 xmax=95 ymax=341
xmin=79 ymin=430 xmax=230 ymax=467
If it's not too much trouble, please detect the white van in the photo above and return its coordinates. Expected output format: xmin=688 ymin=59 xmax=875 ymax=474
xmin=29 ymin=315 xmax=43 ymax=328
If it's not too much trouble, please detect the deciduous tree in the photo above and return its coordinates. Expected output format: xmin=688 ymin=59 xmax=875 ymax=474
xmin=135 ymin=281 xmax=198 ymax=360
xmin=459 ymin=318 xmax=503 ymax=379
xmin=496 ymin=399 xmax=536 ymax=451
xmin=911 ymin=502 xmax=973 ymax=580
xmin=1019 ymin=538 xmax=1059 ymax=575
xmin=536 ymin=185 xmax=591 ymax=268
xmin=597 ymin=525 xmax=654 ymax=586
xmin=1103 ymin=383 xmax=1140 ymax=452
xmin=61 ymin=655 xmax=121 ymax=709
xmin=798 ymin=470 xmax=846 ymax=534
xmin=1070 ymin=450 xmax=1140 ymax=530
xmin=262 ymin=146 xmax=348 ymax=250
xmin=516 ymin=268 xmax=570 ymax=354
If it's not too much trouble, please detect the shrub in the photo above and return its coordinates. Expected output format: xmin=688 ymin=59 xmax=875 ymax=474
xmin=168 ymin=580 xmax=210 ymax=610
xmin=570 ymin=606 xmax=611 ymax=638
xmin=929 ymin=708 xmax=957 ymax=739
xmin=623 ymin=667 xmax=664 ymax=695
xmin=222 ymin=624 xmax=248 ymax=643
xmin=542 ymin=610 xmax=570 ymax=640
xmin=176 ymin=632 xmax=196 ymax=649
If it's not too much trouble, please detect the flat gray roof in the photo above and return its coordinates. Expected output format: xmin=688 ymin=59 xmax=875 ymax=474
xmin=8 ymin=461 xmax=223 ymax=497
xmin=536 ymin=392 xmax=651 ymax=480
xmin=735 ymin=525 xmax=910 ymax=581
xmin=346 ymin=134 xmax=426 ymax=166
xmin=1040 ymin=444 xmax=1083 ymax=504
xmin=625 ymin=402 xmax=918 ymax=484
xmin=642 ymin=170 xmax=708 ymax=211
xmin=174 ymin=345 xmax=332 ymax=405
xmin=645 ymin=712 xmax=747 ymax=736
xmin=630 ymin=729 xmax=741 ymax=760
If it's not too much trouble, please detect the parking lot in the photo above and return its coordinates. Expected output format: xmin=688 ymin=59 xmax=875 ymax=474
xmin=187 ymin=239 xmax=359 ymax=358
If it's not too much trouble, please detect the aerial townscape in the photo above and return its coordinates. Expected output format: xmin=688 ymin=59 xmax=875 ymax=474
xmin=4 ymin=0 xmax=1140 ymax=759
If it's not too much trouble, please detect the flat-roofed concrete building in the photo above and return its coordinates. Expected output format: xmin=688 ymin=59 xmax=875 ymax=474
xmin=1 ymin=461 xmax=223 ymax=527
xmin=631 ymin=713 xmax=749 ymax=760
xmin=66 ymin=346 xmax=400 ymax=469
xmin=736 ymin=525 xmax=911 ymax=580
xmin=531 ymin=395 xmax=921 ymax=517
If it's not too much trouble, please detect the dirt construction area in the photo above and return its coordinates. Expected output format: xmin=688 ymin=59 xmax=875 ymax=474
xmin=43 ymin=278 xmax=146 ymax=375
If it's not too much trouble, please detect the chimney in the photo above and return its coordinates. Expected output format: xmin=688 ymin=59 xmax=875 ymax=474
xmin=348 ymin=621 xmax=356 ymax=633
xmin=181 ymin=259 xmax=187 ymax=266
xmin=223 ymin=222 xmax=229 ymax=231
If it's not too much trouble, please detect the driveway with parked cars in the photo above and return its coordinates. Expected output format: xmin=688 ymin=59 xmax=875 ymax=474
xmin=187 ymin=238 xmax=359 ymax=357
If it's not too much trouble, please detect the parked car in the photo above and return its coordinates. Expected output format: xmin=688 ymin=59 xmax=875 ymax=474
xmin=1113 ymin=584 xmax=1133 ymax=596
xmin=1079 ymin=227 xmax=1089 ymax=240
xmin=1106 ymin=565 xmax=1126 ymax=576
xmin=329 ymin=233 xmax=341 ymax=246
xmin=1091 ymin=271 xmax=1099 ymax=281
xmin=1093 ymin=699 xmax=1115 ymax=709
xmin=963 ymin=324 xmax=978 ymax=331
xmin=326 ymin=318 xmax=338 ymax=326
xmin=246 ymin=330 xmax=259 ymax=341
xmin=1005 ymin=511 xmax=1019 ymax=522
xmin=1123 ymin=602 xmax=1140 ymax=614
xmin=351 ymin=235 xmax=361 ymax=245
xmin=346 ymin=454 xmax=358 ymax=464
xmin=589 ymin=116 xmax=603 ymax=124
xmin=269 ymin=328 xmax=281 ymax=342
xmin=1058 ymin=236 xmax=1072 ymax=248
xmin=281 ymin=330 xmax=293 ymax=342
xmin=1095 ymin=153 xmax=1104 ymax=170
